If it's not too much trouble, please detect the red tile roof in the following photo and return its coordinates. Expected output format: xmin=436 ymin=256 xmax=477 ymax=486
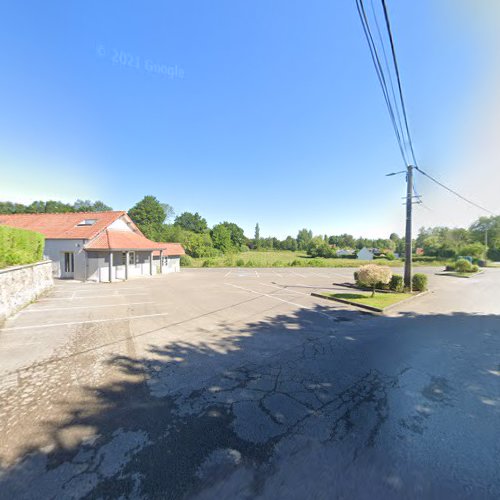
xmin=0 ymin=211 xmax=125 ymax=239
xmin=85 ymin=230 xmax=185 ymax=255
xmin=153 ymin=243 xmax=185 ymax=256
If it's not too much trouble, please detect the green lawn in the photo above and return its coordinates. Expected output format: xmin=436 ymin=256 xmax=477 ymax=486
xmin=326 ymin=292 xmax=414 ymax=309
xmin=185 ymin=250 xmax=449 ymax=268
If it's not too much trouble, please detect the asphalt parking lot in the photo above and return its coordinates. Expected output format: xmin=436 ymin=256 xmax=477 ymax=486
xmin=0 ymin=267 xmax=499 ymax=499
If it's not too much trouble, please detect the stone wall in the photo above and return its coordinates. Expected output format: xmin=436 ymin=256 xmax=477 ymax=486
xmin=0 ymin=261 xmax=53 ymax=324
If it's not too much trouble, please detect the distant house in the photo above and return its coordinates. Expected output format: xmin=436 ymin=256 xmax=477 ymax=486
xmin=0 ymin=211 xmax=185 ymax=282
xmin=357 ymin=247 xmax=380 ymax=260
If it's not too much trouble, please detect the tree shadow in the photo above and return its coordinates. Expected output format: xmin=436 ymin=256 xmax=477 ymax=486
xmin=0 ymin=306 xmax=499 ymax=499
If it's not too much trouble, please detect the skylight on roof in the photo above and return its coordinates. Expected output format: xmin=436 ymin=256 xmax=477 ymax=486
xmin=77 ymin=219 xmax=98 ymax=226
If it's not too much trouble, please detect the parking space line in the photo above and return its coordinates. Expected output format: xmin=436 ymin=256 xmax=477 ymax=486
xmin=21 ymin=301 xmax=155 ymax=313
xmin=259 ymin=282 xmax=309 ymax=296
xmin=224 ymin=270 xmax=232 ymax=277
xmin=38 ymin=293 xmax=148 ymax=301
xmin=226 ymin=283 xmax=335 ymax=320
xmin=0 ymin=312 xmax=170 ymax=332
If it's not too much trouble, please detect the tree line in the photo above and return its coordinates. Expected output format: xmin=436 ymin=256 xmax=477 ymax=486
xmin=0 ymin=199 xmax=112 ymax=214
xmin=1 ymin=196 xmax=498 ymax=260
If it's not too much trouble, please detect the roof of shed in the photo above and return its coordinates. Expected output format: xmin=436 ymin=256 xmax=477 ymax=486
xmin=85 ymin=230 xmax=185 ymax=255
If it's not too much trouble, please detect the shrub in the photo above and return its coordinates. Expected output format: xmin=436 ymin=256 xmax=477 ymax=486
xmin=244 ymin=260 xmax=257 ymax=267
xmin=412 ymin=273 xmax=428 ymax=291
xmin=180 ymin=255 xmax=193 ymax=267
xmin=455 ymin=259 xmax=473 ymax=273
xmin=202 ymin=259 xmax=216 ymax=267
xmin=236 ymin=258 xmax=244 ymax=267
xmin=444 ymin=265 xmax=455 ymax=271
xmin=353 ymin=271 xmax=359 ymax=283
xmin=272 ymin=260 xmax=285 ymax=267
xmin=385 ymin=252 xmax=396 ymax=261
xmin=0 ymin=226 xmax=44 ymax=268
xmin=477 ymin=259 xmax=487 ymax=268
xmin=471 ymin=264 xmax=479 ymax=273
xmin=223 ymin=256 xmax=235 ymax=266
xmin=290 ymin=259 xmax=302 ymax=267
xmin=389 ymin=274 xmax=404 ymax=292
xmin=357 ymin=265 xmax=392 ymax=296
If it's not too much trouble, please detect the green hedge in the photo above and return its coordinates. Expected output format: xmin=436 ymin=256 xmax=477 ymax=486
xmin=0 ymin=226 xmax=44 ymax=268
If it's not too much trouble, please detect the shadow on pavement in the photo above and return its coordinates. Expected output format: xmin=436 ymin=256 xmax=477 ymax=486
xmin=0 ymin=306 xmax=499 ymax=499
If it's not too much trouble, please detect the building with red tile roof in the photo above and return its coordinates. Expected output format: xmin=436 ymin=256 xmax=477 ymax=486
xmin=0 ymin=211 xmax=185 ymax=282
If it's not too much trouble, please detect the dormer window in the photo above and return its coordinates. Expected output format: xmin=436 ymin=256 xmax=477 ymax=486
xmin=77 ymin=219 xmax=97 ymax=226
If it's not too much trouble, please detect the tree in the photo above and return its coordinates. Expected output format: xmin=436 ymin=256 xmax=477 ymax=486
xmin=211 ymin=224 xmax=233 ymax=253
xmin=89 ymin=200 xmax=113 ymax=212
xmin=220 ymin=221 xmax=245 ymax=248
xmin=128 ymin=196 xmax=166 ymax=240
xmin=160 ymin=203 xmax=175 ymax=222
xmin=183 ymin=232 xmax=215 ymax=258
xmin=297 ymin=229 xmax=313 ymax=250
xmin=357 ymin=264 xmax=392 ymax=297
xmin=254 ymin=223 xmax=260 ymax=248
xmin=174 ymin=212 xmax=208 ymax=233
xmin=73 ymin=199 xmax=112 ymax=212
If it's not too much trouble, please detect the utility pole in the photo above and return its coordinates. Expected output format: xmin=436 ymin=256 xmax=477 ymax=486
xmin=404 ymin=165 xmax=413 ymax=290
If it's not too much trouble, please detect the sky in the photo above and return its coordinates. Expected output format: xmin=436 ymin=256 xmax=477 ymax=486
xmin=0 ymin=1 xmax=498 ymax=239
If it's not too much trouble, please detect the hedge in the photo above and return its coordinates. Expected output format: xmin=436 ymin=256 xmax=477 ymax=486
xmin=0 ymin=226 xmax=45 ymax=268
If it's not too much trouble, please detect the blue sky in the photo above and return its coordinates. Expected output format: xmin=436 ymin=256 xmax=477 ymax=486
xmin=1 ymin=1 xmax=498 ymax=238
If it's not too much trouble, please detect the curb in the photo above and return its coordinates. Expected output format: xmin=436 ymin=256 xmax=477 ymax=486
xmin=311 ymin=290 xmax=429 ymax=315
xmin=435 ymin=270 xmax=484 ymax=279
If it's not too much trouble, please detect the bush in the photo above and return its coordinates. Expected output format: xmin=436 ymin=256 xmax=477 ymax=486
xmin=444 ymin=264 xmax=455 ymax=271
xmin=477 ymin=259 xmax=487 ymax=268
xmin=389 ymin=274 xmax=404 ymax=292
xmin=357 ymin=264 xmax=392 ymax=296
xmin=290 ymin=259 xmax=302 ymax=267
xmin=236 ymin=258 xmax=244 ymax=267
xmin=179 ymin=255 xmax=193 ymax=267
xmin=244 ymin=260 xmax=257 ymax=267
xmin=0 ymin=226 xmax=44 ymax=268
xmin=471 ymin=264 xmax=479 ymax=273
xmin=455 ymin=259 xmax=473 ymax=273
xmin=412 ymin=273 xmax=428 ymax=291
xmin=353 ymin=271 xmax=359 ymax=283
xmin=202 ymin=259 xmax=216 ymax=267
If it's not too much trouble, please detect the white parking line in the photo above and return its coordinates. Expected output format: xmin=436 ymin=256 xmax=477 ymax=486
xmin=51 ymin=287 xmax=141 ymax=293
xmin=224 ymin=270 xmax=232 ymax=277
xmin=259 ymin=282 xmax=309 ymax=296
xmin=38 ymin=293 xmax=148 ymax=301
xmin=0 ymin=312 xmax=170 ymax=332
xmin=20 ymin=301 xmax=155 ymax=313
xmin=226 ymin=283 xmax=335 ymax=320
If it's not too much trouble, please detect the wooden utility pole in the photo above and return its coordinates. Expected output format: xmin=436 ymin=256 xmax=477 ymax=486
xmin=404 ymin=165 xmax=413 ymax=290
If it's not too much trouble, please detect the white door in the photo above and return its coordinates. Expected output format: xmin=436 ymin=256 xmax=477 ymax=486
xmin=61 ymin=252 xmax=74 ymax=278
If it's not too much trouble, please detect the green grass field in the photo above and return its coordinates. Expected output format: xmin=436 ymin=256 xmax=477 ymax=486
xmin=327 ymin=292 xmax=414 ymax=309
xmin=183 ymin=250 xmax=449 ymax=268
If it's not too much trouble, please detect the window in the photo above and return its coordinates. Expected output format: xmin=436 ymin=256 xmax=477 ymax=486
xmin=129 ymin=251 xmax=135 ymax=265
xmin=64 ymin=252 xmax=74 ymax=273
xmin=121 ymin=252 xmax=127 ymax=265
xmin=77 ymin=219 xmax=97 ymax=226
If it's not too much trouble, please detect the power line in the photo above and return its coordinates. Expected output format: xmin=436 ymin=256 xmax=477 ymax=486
xmin=380 ymin=0 xmax=417 ymax=166
xmin=355 ymin=0 xmax=409 ymax=165
xmin=414 ymin=166 xmax=494 ymax=215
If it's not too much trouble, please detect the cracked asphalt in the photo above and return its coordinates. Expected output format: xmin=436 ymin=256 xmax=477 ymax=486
xmin=0 ymin=267 xmax=499 ymax=499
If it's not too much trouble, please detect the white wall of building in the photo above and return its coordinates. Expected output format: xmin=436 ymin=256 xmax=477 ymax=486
xmin=44 ymin=239 xmax=88 ymax=280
